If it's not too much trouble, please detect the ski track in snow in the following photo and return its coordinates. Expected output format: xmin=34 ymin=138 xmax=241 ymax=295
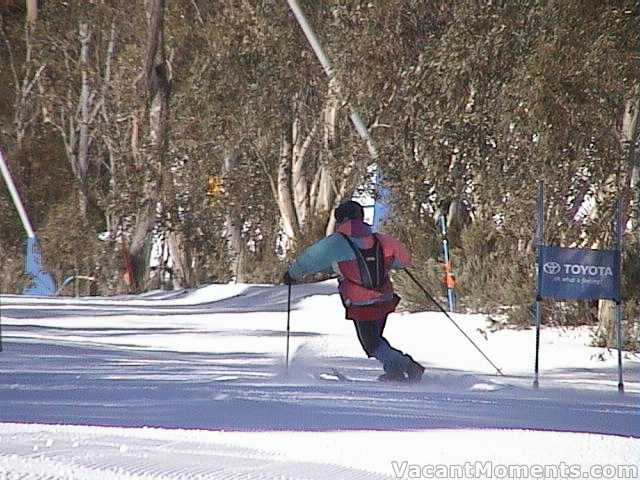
xmin=0 ymin=281 xmax=639 ymax=479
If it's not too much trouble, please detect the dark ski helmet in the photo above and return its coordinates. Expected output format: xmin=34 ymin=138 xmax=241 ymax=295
xmin=334 ymin=200 xmax=364 ymax=224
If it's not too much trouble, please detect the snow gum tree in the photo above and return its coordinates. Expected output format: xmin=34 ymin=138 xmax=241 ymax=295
xmin=373 ymin=1 xmax=639 ymax=335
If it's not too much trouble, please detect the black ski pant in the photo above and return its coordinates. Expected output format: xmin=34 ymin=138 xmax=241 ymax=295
xmin=353 ymin=317 xmax=412 ymax=373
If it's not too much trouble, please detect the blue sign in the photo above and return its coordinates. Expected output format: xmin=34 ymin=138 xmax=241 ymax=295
xmin=372 ymin=168 xmax=390 ymax=233
xmin=23 ymin=237 xmax=56 ymax=296
xmin=538 ymin=246 xmax=620 ymax=301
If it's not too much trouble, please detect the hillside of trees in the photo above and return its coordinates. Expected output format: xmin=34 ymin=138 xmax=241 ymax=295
xmin=1 ymin=1 xmax=638 ymax=346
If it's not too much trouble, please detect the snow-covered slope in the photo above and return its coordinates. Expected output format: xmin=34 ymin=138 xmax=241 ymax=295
xmin=0 ymin=281 xmax=638 ymax=479
xmin=1 ymin=424 xmax=638 ymax=480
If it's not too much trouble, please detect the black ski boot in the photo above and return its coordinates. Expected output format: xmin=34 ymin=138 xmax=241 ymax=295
xmin=404 ymin=356 xmax=425 ymax=383
xmin=377 ymin=371 xmax=407 ymax=382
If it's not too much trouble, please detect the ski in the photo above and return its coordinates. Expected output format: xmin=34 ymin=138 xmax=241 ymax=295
xmin=314 ymin=368 xmax=353 ymax=382
xmin=315 ymin=368 xmax=425 ymax=384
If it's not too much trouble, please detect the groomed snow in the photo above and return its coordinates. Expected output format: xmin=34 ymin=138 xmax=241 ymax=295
xmin=0 ymin=424 xmax=638 ymax=480
xmin=1 ymin=281 xmax=638 ymax=479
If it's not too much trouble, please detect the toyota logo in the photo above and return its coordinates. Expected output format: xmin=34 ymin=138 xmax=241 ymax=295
xmin=543 ymin=262 xmax=561 ymax=275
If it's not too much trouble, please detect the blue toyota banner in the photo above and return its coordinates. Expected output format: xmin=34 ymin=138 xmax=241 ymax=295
xmin=538 ymin=246 xmax=620 ymax=301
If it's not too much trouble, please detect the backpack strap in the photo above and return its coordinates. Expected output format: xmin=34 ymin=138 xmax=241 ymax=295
xmin=339 ymin=233 xmax=385 ymax=290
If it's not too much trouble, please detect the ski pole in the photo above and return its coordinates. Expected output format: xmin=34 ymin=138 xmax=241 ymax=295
xmin=404 ymin=268 xmax=504 ymax=376
xmin=285 ymin=282 xmax=292 ymax=374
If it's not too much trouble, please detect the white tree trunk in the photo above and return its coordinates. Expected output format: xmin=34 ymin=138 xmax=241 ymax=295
xmin=129 ymin=0 xmax=170 ymax=290
xmin=597 ymin=90 xmax=639 ymax=344
xmin=622 ymin=91 xmax=640 ymax=232
xmin=274 ymin=85 xmax=355 ymax=245
xmin=26 ymin=0 xmax=38 ymax=24
xmin=223 ymin=150 xmax=246 ymax=282
xmin=77 ymin=22 xmax=91 ymax=218
xmin=597 ymin=299 xmax=617 ymax=346
xmin=291 ymin=117 xmax=315 ymax=227
xmin=167 ymin=230 xmax=191 ymax=289
xmin=318 ymin=80 xmax=341 ymax=235
xmin=41 ymin=21 xmax=102 ymax=219
xmin=277 ymin=126 xmax=300 ymax=239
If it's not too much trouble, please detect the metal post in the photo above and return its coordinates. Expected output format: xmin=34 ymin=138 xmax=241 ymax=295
xmin=440 ymin=215 xmax=456 ymax=312
xmin=615 ymin=305 xmax=624 ymax=392
xmin=286 ymin=0 xmax=397 ymax=232
xmin=614 ymin=198 xmax=624 ymax=393
xmin=285 ymin=0 xmax=378 ymax=161
xmin=534 ymin=182 xmax=544 ymax=388
xmin=0 ymin=148 xmax=35 ymax=238
xmin=286 ymin=0 xmax=389 ymax=228
xmin=74 ymin=261 xmax=80 ymax=298
xmin=285 ymin=283 xmax=292 ymax=374
xmin=1 ymin=148 xmax=56 ymax=296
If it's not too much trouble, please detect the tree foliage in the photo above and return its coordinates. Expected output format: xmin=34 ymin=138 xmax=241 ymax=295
xmin=1 ymin=0 xmax=638 ymax=341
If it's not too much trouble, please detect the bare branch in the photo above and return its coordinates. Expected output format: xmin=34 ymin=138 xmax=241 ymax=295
xmin=293 ymin=118 xmax=318 ymax=168
xmin=24 ymin=65 xmax=45 ymax=97
xmin=0 ymin=17 xmax=21 ymax=91
xmin=189 ymin=0 xmax=204 ymax=25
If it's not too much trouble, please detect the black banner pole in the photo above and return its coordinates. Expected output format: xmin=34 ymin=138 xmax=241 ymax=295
xmin=286 ymin=283 xmax=292 ymax=374
xmin=534 ymin=182 xmax=544 ymax=388
xmin=615 ymin=198 xmax=624 ymax=393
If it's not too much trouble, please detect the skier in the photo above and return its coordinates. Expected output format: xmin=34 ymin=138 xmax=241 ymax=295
xmin=283 ymin=200 xmax=425 ymax=382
